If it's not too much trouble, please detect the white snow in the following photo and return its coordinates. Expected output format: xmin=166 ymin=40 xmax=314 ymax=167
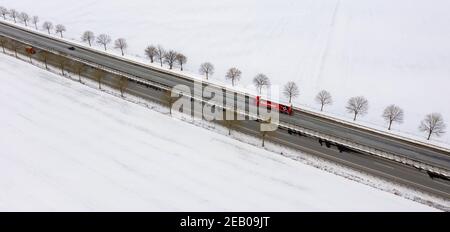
xmin=1 ymin=0 xmax=449 ymax=145
xmin=0 ymin=52 xmax=438 ymax=211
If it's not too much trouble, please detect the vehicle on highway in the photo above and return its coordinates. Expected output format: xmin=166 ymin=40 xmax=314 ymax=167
xmin=256 ymin=96 xmax=293 ymax=115
xmin=68 ymin=46 xmax=75 ymax=51
xmin=24 ymin=46 xmax=36 ymax=55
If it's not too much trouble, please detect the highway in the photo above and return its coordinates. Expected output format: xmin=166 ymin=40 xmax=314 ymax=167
xmin=1 ymin=21 xmax=450 ymax=202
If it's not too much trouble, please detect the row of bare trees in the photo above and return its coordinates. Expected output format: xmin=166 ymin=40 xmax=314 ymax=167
xmin=144 ymin=44 xmax=187 ymax=71
xmin=0 ymin=7 xmax=67 ymax=38
xmin=81 ymin=31 xmax=128 ymax=55
xmin=1 ymin=6 xmax=445 ymax=141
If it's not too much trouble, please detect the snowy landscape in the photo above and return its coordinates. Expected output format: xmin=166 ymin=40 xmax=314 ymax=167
xmin=0 ymin=0 xmax=449 ymax=144
xmin=0 ymin=54 xmax=438 ymax=211
xmin=1 ymin=0 xmax=449 ymax=212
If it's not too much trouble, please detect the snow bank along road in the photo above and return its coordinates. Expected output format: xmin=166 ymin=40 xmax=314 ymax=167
xmin=0 ymin=52 xmax=439 ymax=211
xmin=1 ymin=22 xmax=450 ymax=199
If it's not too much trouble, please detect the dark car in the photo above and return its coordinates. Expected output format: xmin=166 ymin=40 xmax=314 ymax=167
xmin=68 ymin=46 xmax=75 ymax=51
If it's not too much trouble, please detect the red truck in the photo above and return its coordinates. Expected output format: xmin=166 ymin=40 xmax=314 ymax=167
xmin=256 ymin=96 xmax=293 ymax=115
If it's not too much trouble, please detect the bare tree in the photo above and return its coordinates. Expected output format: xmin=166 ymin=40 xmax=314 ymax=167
xmin=315 ymin=90 xmax=333 ymax=111
xmin=0 ymin=36 xmax=6 ymax=53
xmin=419 ymin=113 xmax=446 ymax=140
xmin=42 ymin=21 xmax=53 ymax=34
xmin=145 ymin=45 xmax=157 ymax=63
xmin=71 ymin=62 xmax=86 ymax=83
xmin=81 ymin=31 xmax=95 ymax=47
xmin=0 ymin=7 xmax=8 ymax=20
xmin=346 ymin=96 xmax=369 ymax=121
xmin=164 ymin=50 xmax=177 ymax=69
xmin=55 ymin=24 xmax=66 ymax=38
xmin=38 ymin=51 xmax=49 ymax=69
xmin=155 ymin=45 xmax=165 ymax=67
xmin=283 ymin=82 xmax=299 ymax=104
xmin=175 ymin=53 xmax=187 ymax=71
xmin=199 ymin=62 xmax=214 ymax=80
xmin=93 ymin=69 xmax=106 ymax=89
xmin=96 ymin=34 xmax=111 ymax=51
xmin=10 ymin=40 xmax=20 ymax=58
xmin=9 ymin=9 xmax=18 ymax=23
xmin=253 ymin=73 xmax=270 ymax=94
xmin=19 ymin=12 xmax=30 ymax=26
xmin=259 ymin=118 xmax=276 ymax=147
xmin=225 ymin=67 xmax=242 ymax=86
xmin=221 ymin=111 xmax=240 ymax=136
xmin=113 ymin=38 xmax=127 ymax=56
xmin=161 ymin=90 xmax=177 ymax=115
xmin=56 ymin=57 xmax=69 ymax=75
xmin=31 ymin=16 xmax=39 ymax=30
xmin=117 ymin=76 xmax=128 ymax=97
xmin=382 ymin=104 xmax=404 ymax=130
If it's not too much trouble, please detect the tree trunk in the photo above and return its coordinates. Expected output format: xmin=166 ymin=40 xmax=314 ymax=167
xmin=353 ymin=112 xmax=357 ymax=121
xmin=180 ymin=64 xmax=183 ymax=71
xmin=427 ymin=130 xmax=432 ymax=140
xmin=262 ymin=133 xmax=266 ymax=147
xmin=78 ymin=73 xmax=82 ymax=83
xmin=47 ymin=29 xmax=50 ymax=34
xmin=160 ymin=59 xmax=163 ymax=67
xmin=44 ymin=59 xmax=48 ymax=69
xmin=103 ymin=44 xmax=107 ymax=51
xmin=121 ymin=48 xmax=124 ymax=56
xmin=60 ymin=32 xmax=63 ymax=38
xmin=34 ymin=24 xmax=37 ymax=30
xmin=61 ymin=67 xmax=64 ymax=75
xmin=98 ymin=81 xmax=101 ymax=90
xmin=289 ymin=95 xmax=292 ymax=103
xmin=206 ymin=72 xmax=208 ymax=80
xmin=24 ymin=21 xmax=27 ymax=26
xmin=388 ymin=121 xmax=392 ymax=130
xmin=88 ymin=40 xmax=91 ymax=47
xmin=320 ymin=104 xmax=324 ymax=111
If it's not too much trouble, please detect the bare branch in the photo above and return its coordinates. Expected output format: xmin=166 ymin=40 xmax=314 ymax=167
xmin=155 ymin=45 xmax=165 ymax=67
xmin=9 ymin=9 xmax=18 ymax=23
xmin=96 ymin=34 xmax=111 ymax=51
xmin=0 ymin=7 xmax=8 ymax=20
xmin=145 ymin=45 xmax=157 ymax=63
xmin=315 ymin=90 xmax=333 ymax=111
xmin=225 ymin=67 xmax=242 ymax=86
xmin=253 ymin=73 xmax=270 ymax=94
xmin=81 ymin=31 xmax=95 ymax=47
xmin=31 ymin=16 xmax=39 ymax=30
xmin=283 ymin=82 xmax=299 ymax=104
xmin=164 ymin=50 xmax=177 ymax=69
xmin=114 ymin=38 xmax=127 ymax=56
xmin=419 ymin=113 xmax=446 ymax=140
xmin=42 ymin=21 xmax=53 ymax=34
xmin=55 ymin=24 xmax=66 ymax=38
xmin=93 ymin=69 xmax=106 ymax=89
xmin=382 ymin=104 xmax=404 ymax=130
xmin=19 ymin=12 xmax=30 ymax=26
xmin=346 ymin=96 xmax=369 ymax=121
xmin=175 ymin=53 xmax=187 ymax=71
xmin=199 ymin=62 xmax=214 ymax=80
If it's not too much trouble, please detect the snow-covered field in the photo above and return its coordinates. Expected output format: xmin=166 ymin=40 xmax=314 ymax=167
xmin=1 ymin=0 xmax=449 ymax=145
xmin=0 ymin=52 xmax=439 ymax=211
